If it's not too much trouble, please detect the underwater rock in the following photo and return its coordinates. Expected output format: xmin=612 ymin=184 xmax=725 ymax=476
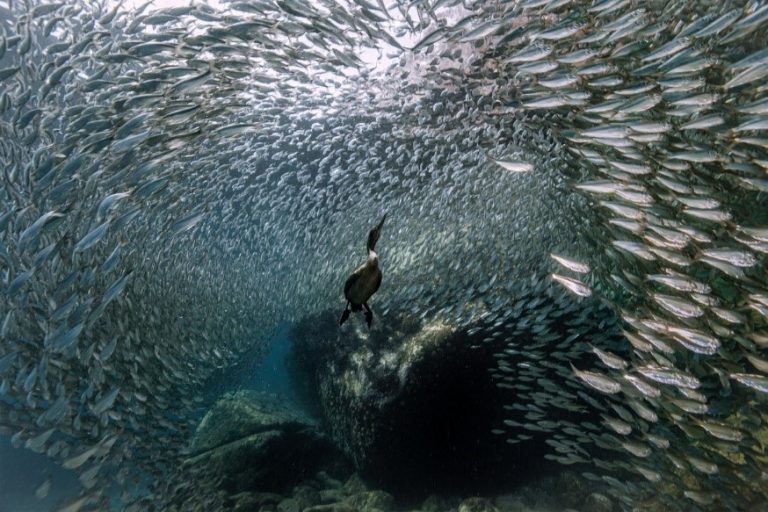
xmin=289 ymin=309 xmax=583 ymax=501
xmin=319 ymin=488 xmax=347 ymax=504
xmin=289 ymin=311 xmax=498 ymax=497
xmin=227 ymin=491 xmax=284 ymax=512
xmin=190 ymin=390 xmax=314 ymax=454
xmin=422 ymin=494 xmax=461 ymax=512
xmin=303 ymin=504 xmax=358 ymax=512
xmin=346 ymin=490 xmax=396 ymax=511
xmin=582 ymin=492 xmax=613 ymax=512
xmin=491 ymin=494 xmax=526 ymax=512
xmin=342 ymin=474 xmax=369 ymax=496
xmin=316 ymin=471 xmax=344 ymax=490
xmin=457 ymin=497 xmax=499 ymax=512
xmin=186 ymin=391 xmax=345 ymax=494
xmin=280 ymin=473 xmax=397 ymax=512
xmin=277 ymin=498 xmax=302 ymax=512
xmin=480 ymin=470 xmax=598 ymax=512
xmin=291 ymin=483 xmax=322 ymax=509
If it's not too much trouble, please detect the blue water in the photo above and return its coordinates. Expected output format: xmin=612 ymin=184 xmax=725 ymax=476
xmin=202 ymin=322 xmax=301 ymax=405
xmin=249 ymin=326 xmax=298 ymax=400
xmin=0 ymin=436 xmax=79 ymax=512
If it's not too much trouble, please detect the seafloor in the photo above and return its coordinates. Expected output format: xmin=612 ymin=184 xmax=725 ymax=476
xmin=220 ymin=469 xmax=613 ymax=512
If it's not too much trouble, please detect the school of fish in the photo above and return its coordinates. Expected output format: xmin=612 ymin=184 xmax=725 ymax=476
xmin=0 ymin=0 xmax=767 ymax=509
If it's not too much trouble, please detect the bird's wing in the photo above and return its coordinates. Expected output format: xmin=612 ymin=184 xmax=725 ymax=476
xmin=372 ymin=269 xmax=382 ymax=295
xmin=344 ymin=265 xmax=365 ymax=297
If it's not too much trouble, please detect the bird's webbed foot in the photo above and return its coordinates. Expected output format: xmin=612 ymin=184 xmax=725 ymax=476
xmin=363 ymin=303 xmax=373 ymax=328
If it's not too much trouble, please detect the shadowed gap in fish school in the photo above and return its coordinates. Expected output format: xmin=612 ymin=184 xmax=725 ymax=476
xmin=203 ymin=322 xmax=301 ymax=405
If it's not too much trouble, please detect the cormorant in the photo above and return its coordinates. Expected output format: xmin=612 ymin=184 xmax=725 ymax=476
xmin=339 ymin=214 xmax=386 ymax=327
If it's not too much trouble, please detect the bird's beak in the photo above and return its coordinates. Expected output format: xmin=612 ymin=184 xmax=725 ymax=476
xmin=367 ymin=214 xmax=387 ymax=251
xmin=373 ymin=214 xmax=386 ymax=240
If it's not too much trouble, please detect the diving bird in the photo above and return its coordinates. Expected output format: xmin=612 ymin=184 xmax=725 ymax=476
xmin=340 ymin=214 xmax=386 ymax=327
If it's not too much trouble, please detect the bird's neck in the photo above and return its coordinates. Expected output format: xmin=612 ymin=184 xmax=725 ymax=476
xmin=367 ymin=249 xmax=378 ymax=266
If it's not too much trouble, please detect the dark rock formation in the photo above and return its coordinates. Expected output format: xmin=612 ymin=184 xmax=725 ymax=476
xmin=287 ymin=311 xmax=556 ymax=504
xmin=186 ymin=390 xmax=347 ymax=495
